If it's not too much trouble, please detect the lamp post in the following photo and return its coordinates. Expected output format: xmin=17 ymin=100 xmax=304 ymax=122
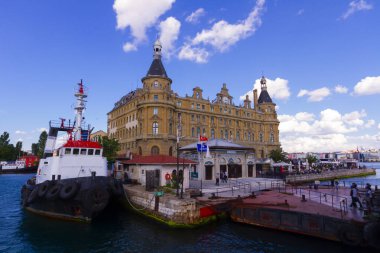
xmin=176 ymin=141 xmax=180 ymax=197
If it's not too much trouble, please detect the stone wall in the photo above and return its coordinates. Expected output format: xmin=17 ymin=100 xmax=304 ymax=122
xmin=124 ymin=185 xmax=200 ymax=225
xmin=285 ymin=168 xmax=376 ymax=184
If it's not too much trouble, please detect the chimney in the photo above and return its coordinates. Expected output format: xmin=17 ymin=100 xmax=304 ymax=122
xmin=253 ymin=89 xmax=258 ymax=109
xmin=244 ymin=95 xmax=251 ymax=109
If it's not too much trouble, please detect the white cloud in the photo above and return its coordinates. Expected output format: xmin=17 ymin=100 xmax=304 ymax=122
xmin=186 ymin=8 xmax=205 ymax=24
xmin=297 ymin=9 xmax=304 ymax=15
xmin=295 ymin=112 xmax=315 ymax=122
xmin=122 ymin=42 xmax=137 ymax=52
xmin=15 ymin=130 xmax=27 ymax=135
xmin=365 ymin=119 xmax=375 ymax=128
xmin=342 ymin=110 xmax=366 ymax=126
xmin=178 ymin=44 xmax=209 ymax=63
xmin=113 ymin=0 xmax=175 ymax=51
xmin=159 ymin=17 xmax=181 ymax=58
xmin=179 ymin=0 xmax=265 ymax=63
xmin=378 ymin=123 xmax=380 ymax=130
xmin=240 ymin=77 xmax=291 ymax=102
xmin=297 ymin=87 xmax=330 ymax=102
xmin=341 ymin=0 xmax=373 ymax=20
xmin=279 ymin=108 xmax=379 ymax=152
xmin=335 ymin=85 xmax=348 ymax=94
xmin=353 ymin=76 xmax=380 ymax=95
xmin=37 ymin=128 xmax=47 ymax=133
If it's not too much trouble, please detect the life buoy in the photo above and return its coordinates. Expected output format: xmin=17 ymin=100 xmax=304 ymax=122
xmin=337 ymin=224 xmax=363 ymax=246
xmin=45 ymin=184 xmax=62 ymax=200
xmin=38 ymin=181 xmax=50 ymax=198
xmin=27 ymin=186 xmax=39 ymax=204
xmin=364 ymin=222 xmax=380 ymax=250
xmin=165 ymin=173 xmax=171 ymax=180
xmin=83 ymin=187 xmax=110 ymax=213
xmin=59 ymin=181 xmax=79 ymax=200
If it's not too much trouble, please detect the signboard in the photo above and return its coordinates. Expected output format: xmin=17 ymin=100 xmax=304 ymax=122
xmin=197 ymin=143 xmax=207 ymax=152
xmin=191 ymin=172 xmax=198 ymax=178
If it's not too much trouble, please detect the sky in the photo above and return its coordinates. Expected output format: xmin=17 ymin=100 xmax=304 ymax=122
xmin=0 ymin=0 xmax=379 ymax=153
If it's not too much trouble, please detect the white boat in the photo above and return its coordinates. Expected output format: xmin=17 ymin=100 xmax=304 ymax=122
xmin=21 ymin=80 xmax=123 ymax=222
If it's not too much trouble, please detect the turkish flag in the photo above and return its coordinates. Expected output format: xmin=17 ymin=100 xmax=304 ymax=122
xmin=200 ymin=136 xmax=208 ymax=142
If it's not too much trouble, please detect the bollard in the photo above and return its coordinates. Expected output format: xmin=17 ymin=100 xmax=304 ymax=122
xmin=301 ymin=194 xmax=307 ymax=202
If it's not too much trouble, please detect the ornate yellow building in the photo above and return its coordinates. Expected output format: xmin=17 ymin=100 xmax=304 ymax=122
xmin=108 ymin=41 xmax=280 ymax=159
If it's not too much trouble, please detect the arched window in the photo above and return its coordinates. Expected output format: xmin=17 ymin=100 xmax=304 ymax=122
xmin=169 ymin=146 xmax=173 ymax=156
xmin=152 ymin=122 xmax=158 ymax=135
xmin=220 ymin=130 xmax=223 ymax=138
xmin=270 ymin=132 xmax=274 ymax=143
xmin=236 ymin=131 xmax=240 ymax=141
xmin=197 ymin=127 xmax=200 ymax=137
xmin=211 ymin=129 xmax=215 ymax=139
xmin=151 ymin=146 xmax=160 ymax=155
xmin=138 ymin=146 xmax=142 ymax=155
xmin=259 ymin=132 xmax=263 ymax=142
xmin=224 ymin=130 xmax=228 ymax=139
xmin=248 ymin=132 xmax=251 ymax=141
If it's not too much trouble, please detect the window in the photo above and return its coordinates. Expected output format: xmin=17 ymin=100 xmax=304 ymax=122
xmin=191 ymin=115 xmax=195 ymax=121
xmin=151 ymin=146 xmax=160 ymax=155
xmin=142 ymin=169 xmax=145 ymax=174
xmin=95 ymin=149 xmax=101 ymax=155
xmin=270 ymin=133 xmax=275 ymax=143
xmin=169 ymin=123 xmax=173 ymax=135
xmin=202 ymin=105 xmax=205 ymax=110
xmin=259 ymin=132 xmax=263 ymax=142
xmin=202 ymin=116 xmax=206 ymax=122
xmin=88 ymin=149 xmax=94 ymax=155
xmin=248 ymin=132 xmax=251 ymax=141
xmin=177 ymin=101 xmax=182 ymax=107
xmin=154 ymin=95 xmax=158 ymax=101
xmin=80 ymin=149 xmax=86 ymax=155
xmin=153 ymin=81 xmax=159 ymax=87
xmin=203 ymin=128 xmax=206 ymax=135
xmin=152 ymin=122 xmax=159 ymax=135
xmin=211 ymin=129 xmax=215 ymax=139
xmin=211 ymin=106 xmax=214 ymax=112
xmin=73 ymin=148 xmax=79 ymax=155
xmin=169 ymin=146 xmax=173 ymax=156
xmin=192 ymin=127 xmax=195 ymax=137
xmin=211 ymin=116 xmax=214 ymax=124
xmin=65 ymin=148 xmax=71 ymax=155
xmin=153 ymin=107 xmax=158 ymax=115
xmin=196 ymin=104 xmax=200 ymax=110
xmin=196 ymin=115 xmax=200 ymax=123
xmin=236 ymin=131 xmax=240 ymax=141
xmin=197 ymin=127 xmax=200 ymax=137
xmin=191 ymin=103 xmax=194 ymax=109
xmin=224 ymin=130 xmax=228 ymax=139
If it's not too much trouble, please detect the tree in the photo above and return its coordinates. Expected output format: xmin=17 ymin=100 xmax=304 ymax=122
xmin=269 ymin=147 xmax=288 ymax=163
xmin=31 ymin=143 xmax=38 ymax=156
xmin=15 ymin=141 xmax=22 ymax=159
xmin=306 ymin=154 xmax=318 ymax=166
xmin=98 ymin=136 xmax=120 ymax=163
xmin=0 ymin=131 xmax=16 ymax=161
xmin=37 ymin=131 xmax=48 ymax=158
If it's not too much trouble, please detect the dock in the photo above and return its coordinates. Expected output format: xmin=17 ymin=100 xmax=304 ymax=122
xmin=121 ymin=177 xmax=380 ymax=250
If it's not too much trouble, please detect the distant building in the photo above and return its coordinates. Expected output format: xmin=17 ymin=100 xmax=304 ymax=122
xmin=90 ymin=130 xmax=107 ymax=142
xmin=107 ymin=40 xmax=280 ymax=159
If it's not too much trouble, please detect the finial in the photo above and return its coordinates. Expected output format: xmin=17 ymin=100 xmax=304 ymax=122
xmin=153 ymin=39 xmax=162 ymax=59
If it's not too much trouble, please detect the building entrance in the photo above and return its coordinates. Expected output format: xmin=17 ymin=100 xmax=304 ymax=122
xmin=228 ymin=164 xmax=242 ymax=178
xmin=205 ymin=165 xmax=213 ymax=180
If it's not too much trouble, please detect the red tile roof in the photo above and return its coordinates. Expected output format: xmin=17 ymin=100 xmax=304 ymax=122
xmin=122 ymin=155 xmax=196 ymax=165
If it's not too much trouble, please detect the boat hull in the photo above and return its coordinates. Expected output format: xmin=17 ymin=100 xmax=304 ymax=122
xmin=21 ymin=176 xmax=123 ymax=222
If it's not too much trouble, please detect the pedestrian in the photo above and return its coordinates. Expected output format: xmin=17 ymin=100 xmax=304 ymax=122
xmin=365 ymin=183 xmax=374 ymax=208
xmin=224 ymin=173 xmax=228 ymax=183
xmin=215 ymin=177 xmax=220 ymax=186
xmin=334 ymin=180 xmax=339 ymax=191
xmin=350 ymin=183 xmax=363 ymax=209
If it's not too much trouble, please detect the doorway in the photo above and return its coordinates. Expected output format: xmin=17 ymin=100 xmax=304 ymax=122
xmin=205 ymin=165 xmax=213 ymax=180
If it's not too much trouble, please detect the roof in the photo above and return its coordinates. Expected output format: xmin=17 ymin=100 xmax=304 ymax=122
xmin=258 ymin=90 xmax=273 ymax=103
xmin=63 ymin=140 xmax=102 ymax=149
xmin=122 ymin=155 xmax=197 ymax=165
xmin=146 ymin=58 xmax=168 ymax=78
xmin=180 ymin=138 xmax=252 ymax=151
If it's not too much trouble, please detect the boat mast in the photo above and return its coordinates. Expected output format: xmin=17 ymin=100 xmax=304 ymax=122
xmin=74 ymin=79 xmax=87 ymax=141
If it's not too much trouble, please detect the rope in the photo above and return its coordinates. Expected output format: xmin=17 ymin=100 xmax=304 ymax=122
xmin=122 ymin=185 xmax=156 ymax=211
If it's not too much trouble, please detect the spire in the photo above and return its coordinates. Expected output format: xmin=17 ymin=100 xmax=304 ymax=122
xmin=143 ymin=40 xmax=169 ymax=79
xmin=258 ymin=76 xmax=272 ymax=104
xmin=153 ymin=39 xmax=162 ymax=59
xmin=260 ymin=76 xmax=267 ymax=90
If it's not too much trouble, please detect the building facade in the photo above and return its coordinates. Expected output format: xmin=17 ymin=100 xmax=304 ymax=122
xmin=107 ymin=41 xmax=281 ymax=159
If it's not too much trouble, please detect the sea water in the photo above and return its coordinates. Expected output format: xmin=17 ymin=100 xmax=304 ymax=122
xmin=0 ymin=172 xmax=379 ymax=253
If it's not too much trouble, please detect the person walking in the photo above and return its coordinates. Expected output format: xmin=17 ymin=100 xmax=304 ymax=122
xmin=334 ymin=179 xmax=339 ymax=191
xmin=365 ymin=183 xmax=374 ymax=208
xmin=350 ymin=183 xmax=363 ymax=209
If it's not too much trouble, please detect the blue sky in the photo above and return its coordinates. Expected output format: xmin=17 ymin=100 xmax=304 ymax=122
xmin=0 ymin=0 xmax=379 ymax=153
